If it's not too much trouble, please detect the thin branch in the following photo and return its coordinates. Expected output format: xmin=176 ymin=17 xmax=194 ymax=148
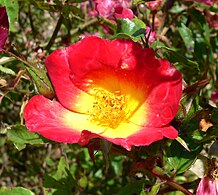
xmin=28 ymin=5 xmax=37 ymax=38
xmin=45 ymin=13 xmax=64 ymax=51
xmin=150 ymin=168 xmax=194 ymax=195
xmin=71 ymin=18 xmax=98 ymax=36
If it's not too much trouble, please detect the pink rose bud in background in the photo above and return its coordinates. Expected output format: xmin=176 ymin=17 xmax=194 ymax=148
xmin=210 ymin=90 xmax=218 ymax=103
xmin=145 ymin=0 xmax=163 ymax=11
xmin=145 ymin=27 xmax=156 ymax=44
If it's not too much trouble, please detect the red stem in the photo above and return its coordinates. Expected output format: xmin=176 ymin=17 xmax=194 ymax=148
xmin=150 ymin=169 xmax=194 ymax=195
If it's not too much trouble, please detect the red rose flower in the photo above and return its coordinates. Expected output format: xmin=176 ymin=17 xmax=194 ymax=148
xmin=24 ymin=36 xmax=182 ymax=151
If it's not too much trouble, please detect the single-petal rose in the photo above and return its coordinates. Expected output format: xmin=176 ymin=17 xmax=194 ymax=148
xmin=0 ymin=7 xmax=9 ymax=51
xmin=24 ymin=36 xmax=182 ymax=151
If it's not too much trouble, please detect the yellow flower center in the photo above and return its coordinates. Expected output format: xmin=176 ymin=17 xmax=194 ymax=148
xmin=89 ymin=88 xmax=128 ymax=129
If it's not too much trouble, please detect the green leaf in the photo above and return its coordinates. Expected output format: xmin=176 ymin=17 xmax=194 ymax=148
xmin=201 ymin=126 xmax=218 ymax=143
xmin=0 ymin=0 xmax=19 ymax=32
xmin=133 ymin=0 xmax=145 ymax=6
xmin=164 ymin=140 xmax=202 ymax=174
xmin=78 ymin=176 xmax=88 ymax=188
xmin=43 ymin=174 xmax=66 ymax=189
xmin=0 ymin=187 xmax=35 ymax=195
xmin=211 ymin=108 xmax=218 ymax=124
xmin=0 ymin=64 xmax=16 ymax=76
xmin=53 ymin=157 xmax=69 ymax=180
xmin=146 ymin=183 xmax=160 ymax=195
xmin=43 ymin=157 xmax=77 ymax=194
xmin=194 ymin=37 xmax=208 ymax=62
xmin=28 ymin=0 xmax=84 ymax=18
xmin=114 ymin=18 xmax=146 ymax=42
xmin=178 ymin=23 xmax=194 ymax=52
xmin=26 ymin=65 xmax=54 ymax=98
xmin=177 ymin=94 xmax=200 ymax=120
xmin=6 ymin=125 xmax=47 ymax=150
xmin=62 ymin=4 xmax=84 ymax=18
xmin=118 ymin=180 xmax=144 ymax=195
xmin=150 ymin=41 xmax=166 ymax=52
xmin=158 ymin=46 xmax=200 ymax=72
xmin=176 ymin=137 xmax=190 ymax=152
xmin=189 ymin=8 xmax=210 ymax=45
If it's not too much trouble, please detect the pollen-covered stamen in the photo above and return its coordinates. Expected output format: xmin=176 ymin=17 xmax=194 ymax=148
xmin=89 ymin=88 xmax=128 ymax=129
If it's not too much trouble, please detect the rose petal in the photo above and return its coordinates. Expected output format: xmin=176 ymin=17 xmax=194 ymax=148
xmin=24 ymin=95 xmax=144 ymax=145
xmin=145 ymin=60 xmax=182 ymax=127
xmin=196 ymin=177 xmax=218 ymax=195
xmin=45 ymin=47 xmax=95 ymax=113
xmin=78 ymin=125 xmax=177 ymax=151
xmin=24 ymin=95 xmax=176 ymax=150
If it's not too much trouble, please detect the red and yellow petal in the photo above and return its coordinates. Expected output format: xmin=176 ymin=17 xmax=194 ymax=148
xmin=24 ymin=95 xmax=177 ymax=150
xmin=45 ymin=47 xmax=95 ymax=113
xmin=24 ymin=95 xmax=143 ymax=142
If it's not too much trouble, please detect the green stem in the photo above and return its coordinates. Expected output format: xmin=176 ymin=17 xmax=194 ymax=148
xmin=3 ymin=49 xmax=33 ymax=67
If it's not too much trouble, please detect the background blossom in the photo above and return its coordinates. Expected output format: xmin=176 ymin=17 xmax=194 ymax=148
xmin=0 ymin=7 xmax=9 ymax=51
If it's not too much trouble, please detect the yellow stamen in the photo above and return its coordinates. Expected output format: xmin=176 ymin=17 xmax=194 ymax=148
xmin=89 ymin=88 xmax=128 ymax=129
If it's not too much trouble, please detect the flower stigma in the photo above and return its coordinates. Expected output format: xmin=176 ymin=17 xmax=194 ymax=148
xmin=88 ymin=88 xmax=129 ymax=129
